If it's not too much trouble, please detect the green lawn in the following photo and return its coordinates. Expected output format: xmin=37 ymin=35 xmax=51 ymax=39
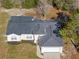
xmin=0 ymin=12 xmax=40 ymax=59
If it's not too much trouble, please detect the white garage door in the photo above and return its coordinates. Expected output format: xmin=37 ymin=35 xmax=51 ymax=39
xmin=44 ymin=52 xmax=60 ymax=59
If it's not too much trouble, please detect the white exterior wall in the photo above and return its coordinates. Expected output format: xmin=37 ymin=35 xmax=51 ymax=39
xmin=7 ymin=34 xmax=45 ymax=43
xmin=7 ymin=34 xmax=21 ymax=42
xmin=41 ymin=47 xmax=63 ymax=53
xmin=21 ymin=34 xmax=34 ymax=40
xmin=20 ymin=34 xmax=45 ymax=43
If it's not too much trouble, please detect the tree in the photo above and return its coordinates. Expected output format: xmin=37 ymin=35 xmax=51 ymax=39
xmin=48 ymin=0 xmax=64 ymax=9
xmin=1 ymin=0 xmax=14 ymax=9
xmin=59 ymin=11 xmax=79 ymax=51
xmin=48 ymin=0 xmax=74 ymax=11
xmin=22 ymin=0 xmax=39 ymax=9
xmin=56 ymin=12 xmax=69 ymax=29
xmin=63 ymin=0 xmax=74 ymax=11
xmin=74 ymin=27 xmax=79 ymax=36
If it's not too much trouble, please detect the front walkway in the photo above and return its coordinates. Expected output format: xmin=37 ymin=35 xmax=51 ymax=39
xmin=36 ymin=45 xmax=43 ymax=58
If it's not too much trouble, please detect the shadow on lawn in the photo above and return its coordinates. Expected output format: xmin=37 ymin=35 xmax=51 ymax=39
xmin=7 ymin=40 xmax=35 ymax=45
xmin=7 ymin=42 xmax=21 ymax=45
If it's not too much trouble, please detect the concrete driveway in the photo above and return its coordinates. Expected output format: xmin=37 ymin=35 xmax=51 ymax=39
xmin=44 ymin=52 xmax=60 ymax=59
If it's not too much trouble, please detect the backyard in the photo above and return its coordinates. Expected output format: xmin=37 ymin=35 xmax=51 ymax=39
xmin=0 ymin=12 xmax=40 ymax=59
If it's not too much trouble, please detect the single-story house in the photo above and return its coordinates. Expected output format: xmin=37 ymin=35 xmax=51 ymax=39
xmin=6 ymin=16 xmax=63 ymax=59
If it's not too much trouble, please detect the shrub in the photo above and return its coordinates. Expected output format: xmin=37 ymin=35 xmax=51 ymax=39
xmin=1 ymin=0 xmax=14 ymax=9
xmin=48 ymin=0 xmax=74 ymax=11
xmin=56 ymin=12 xmax=69 ymax=29
xmin=22 ymin=0 xmax=39 ymax=9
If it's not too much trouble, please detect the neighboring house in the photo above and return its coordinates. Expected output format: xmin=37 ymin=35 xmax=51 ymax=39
xmin=6 ymin=16 xmax=63 ymax=59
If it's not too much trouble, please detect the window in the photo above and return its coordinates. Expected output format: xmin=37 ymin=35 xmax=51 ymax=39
xmin=26 ymin=35 xmax=32 ymax=39
xmin=11 ymin=36 xmax=17 ymax=40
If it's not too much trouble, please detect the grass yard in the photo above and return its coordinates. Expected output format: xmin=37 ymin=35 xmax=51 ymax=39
xmin=0 ymin=12 xmax=40 ymax=59
xmin=7 ymin=42 xmax=39 ymax=59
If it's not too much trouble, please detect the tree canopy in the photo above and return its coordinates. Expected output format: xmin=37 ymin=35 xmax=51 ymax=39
xmin=1 ymin=0 xmax=39 ymax=9
xmin=1 ymin=0 xmax=14 ymax=9
xmin=48 ymin=0 xmax=74 ymax=11
xmin=59 ymin=10 xmax=79 ymax=51
xmin=22 ymin=0 xmax=39 ymax=9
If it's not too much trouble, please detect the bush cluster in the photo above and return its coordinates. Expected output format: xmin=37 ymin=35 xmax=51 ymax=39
xmin=1 ymin=0 xmax=39 ymax=9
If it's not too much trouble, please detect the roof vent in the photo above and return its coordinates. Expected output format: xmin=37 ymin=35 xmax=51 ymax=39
xmin=32 ymin=16 xmax=36 ymax=21
xmin=32 ymin=18 xmax=34 ymax=21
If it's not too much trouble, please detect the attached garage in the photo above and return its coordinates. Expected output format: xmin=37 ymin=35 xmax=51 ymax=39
xmin=38 ymin=32 xmax=63 ymax=59
xmin=44 ymin=52 xmax=60 ymax=59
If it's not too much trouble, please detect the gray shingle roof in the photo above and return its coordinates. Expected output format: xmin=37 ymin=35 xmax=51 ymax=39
xmin=38 ymin=34 xmax=63 ymax=47
xmin=38 ymin=23 xmax=63 ymax=47
xmin=7 ymin=23 xmax=45 ymax=35
xmin=6 ymin=16 xmax=57 ymax=35
xmin=43 ymin=35 xmax=63 ymax=46
xmin=6 ymin=16 xmax=63 ymax=46
xmin=10 ymin=16 xmax=33 ymax=23
xmin=7 ymin=16 xmax=45 ymax=35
